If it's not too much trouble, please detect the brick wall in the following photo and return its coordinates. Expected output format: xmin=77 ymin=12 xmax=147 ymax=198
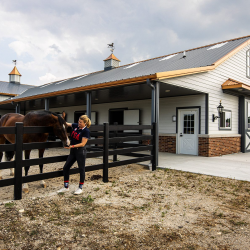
xmin=144 ymin=135 xmax=241 ymax=157
xmin=199 ymin=137 xmax=241 ymax=157
xmin=142 ymin=136 xmax=176 ymax=153
xmin=159 ymin=136 xmax=176 ymax=153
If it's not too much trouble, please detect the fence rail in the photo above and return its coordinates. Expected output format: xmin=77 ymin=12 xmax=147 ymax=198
xmin=0 ymin=122 xmax=156 ymax=200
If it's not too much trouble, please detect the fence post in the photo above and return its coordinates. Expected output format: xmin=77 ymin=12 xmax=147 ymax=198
xmin=103 ymin=123 xmax=109 ymax=182
xmin=151 ymin=122 xmax=157 ymax=171
xmin=113 ymin=122 xmax=118 ymax=162
xmin=14 ymin=122 xmax=23 ymax=200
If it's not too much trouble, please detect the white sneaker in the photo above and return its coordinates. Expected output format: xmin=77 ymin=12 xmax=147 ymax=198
xmin=57 ymin=187 xmax=69 ymax=193
xmin=74 ymin=188 xmax=83 ymax=195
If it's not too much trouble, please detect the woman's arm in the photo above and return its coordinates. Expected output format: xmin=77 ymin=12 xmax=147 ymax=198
xmin=66 ymin=122 xmax=72 ymax=127
xmin=65 ymin=137 xmax=88 ymax=149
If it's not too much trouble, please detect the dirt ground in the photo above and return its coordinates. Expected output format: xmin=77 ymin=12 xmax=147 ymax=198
xmin=0 ymin=148 xmax=250 ymax=250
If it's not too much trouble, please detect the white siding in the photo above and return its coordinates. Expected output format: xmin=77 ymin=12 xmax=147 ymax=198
xmin=50 ymin=94 xmax=205 ymax=134
xmin=161 ymin=44 xmax=250 ymax=135
xmin=0 ymin=95 xmax=10 ymax=102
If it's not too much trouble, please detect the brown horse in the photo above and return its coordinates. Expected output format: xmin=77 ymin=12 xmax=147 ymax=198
xmin=0 ymin=110 xmax=70 ymax=193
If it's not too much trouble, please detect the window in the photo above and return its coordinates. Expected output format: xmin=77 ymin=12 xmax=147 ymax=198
xmin=183 ymin=114 xmax=195 ymax=134
xmin=219 ymin=110 xmax=232 ymax=130
xmin=247 ymin=50 xmax=250 ymax=78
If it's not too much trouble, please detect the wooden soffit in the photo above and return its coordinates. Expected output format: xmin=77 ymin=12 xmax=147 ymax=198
xmin=222 ymin=78 xmax=250 ymax=91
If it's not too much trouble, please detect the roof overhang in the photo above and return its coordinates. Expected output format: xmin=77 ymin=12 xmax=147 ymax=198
xmin=0 ymin=74 xmax=158 ymax=105
xmin=1 ymin=37 xmax=250 ymax=106
xmin=222 ymin=78 xmax=250 ymax=96
xmin=0 ymin=92 xmax=17 ymax=97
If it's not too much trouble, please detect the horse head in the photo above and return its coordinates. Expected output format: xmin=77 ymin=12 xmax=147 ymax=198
xmin=51 ymin=113 xmax=70 ymax=147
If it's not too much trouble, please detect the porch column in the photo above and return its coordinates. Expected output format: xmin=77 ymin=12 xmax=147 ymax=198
xmin=86 ymin=92 xmax=92 ymax=119
xmin=154 ymin=81 xmax=159 ymax=166
xmin=45 ymin=98 xmax=49 ymax=111
xmin=15 ymin=103 xmax=20 ymax=114
xmin=147 ymin=79 xmax=159 ymax=168
xmin=239 ymin=96 xmax=246 ymax=153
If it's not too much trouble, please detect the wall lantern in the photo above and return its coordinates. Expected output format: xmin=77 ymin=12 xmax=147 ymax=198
xmin=212 ymin=100 xmax=224 ymax=122
xmin=172 ymin=115 xmax=176 ymax=122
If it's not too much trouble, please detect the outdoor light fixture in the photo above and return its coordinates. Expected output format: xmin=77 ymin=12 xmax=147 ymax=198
xmin=212 ymin=100 xmax=224 ymax=122
xmin=172 ymin=115 xmax=176 ymax=122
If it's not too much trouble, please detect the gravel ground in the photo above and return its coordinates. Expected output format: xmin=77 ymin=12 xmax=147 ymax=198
xmin=0 ymin=148 xmax=250 ymax=249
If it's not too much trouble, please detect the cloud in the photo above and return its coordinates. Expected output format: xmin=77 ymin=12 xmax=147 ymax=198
xmin=0 ymin=0 xmax=250 ymax=86
xmin=39 ymin=72 xmax=57 ymax=84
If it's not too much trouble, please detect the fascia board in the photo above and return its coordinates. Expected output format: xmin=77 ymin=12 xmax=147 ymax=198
xmin=155 ymin=65 xmax=215 ymax=80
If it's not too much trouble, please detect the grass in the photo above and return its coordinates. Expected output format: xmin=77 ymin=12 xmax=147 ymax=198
xmin=82 ymin=195 xmax=94 ymax=204
xmin=4 ymin=202 xmax=15 ymax=208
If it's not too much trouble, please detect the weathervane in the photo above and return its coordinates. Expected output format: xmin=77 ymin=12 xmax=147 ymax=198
xmin=12 ymin=60 xmax=17 ymax=66
xmin=107 ymin=43 xmax=115 ymax=53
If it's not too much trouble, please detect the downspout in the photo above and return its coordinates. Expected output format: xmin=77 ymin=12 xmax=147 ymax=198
xmin=146 ymin=79 xmax=155 ymax=124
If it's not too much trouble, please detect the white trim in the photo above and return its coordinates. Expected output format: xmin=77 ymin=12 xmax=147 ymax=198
xmin=199 ymin=134 xmax=241 ymax=138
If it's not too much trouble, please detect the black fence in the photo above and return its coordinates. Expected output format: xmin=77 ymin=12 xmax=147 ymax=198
xmin=0 ymin=123 xmax=157 ymax=200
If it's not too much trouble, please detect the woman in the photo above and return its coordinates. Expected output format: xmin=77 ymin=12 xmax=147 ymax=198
xmin=58 ymin=115 xmax=91 ymax=195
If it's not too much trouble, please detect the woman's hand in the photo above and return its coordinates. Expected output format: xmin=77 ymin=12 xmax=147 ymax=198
xmin=64 ymin=146 xmax=71 ymax=149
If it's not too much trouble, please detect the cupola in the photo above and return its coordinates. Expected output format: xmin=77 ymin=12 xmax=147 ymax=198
xmin=9 ymin=64 xmax=21 ymax=84
xmin=103 ymin=53 xmax=121 ymax=71
xmin=104 ymin=43 xmax=120 ymax=71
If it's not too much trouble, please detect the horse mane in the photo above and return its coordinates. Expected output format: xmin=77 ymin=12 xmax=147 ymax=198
xmin=30 ymin=110 xmax=65 ymax=125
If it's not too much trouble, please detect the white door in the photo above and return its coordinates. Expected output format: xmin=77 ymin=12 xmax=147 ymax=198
xmin=124 ymin=110 xmax=140 ymax=144
xmin=124 ymin=110 xmax=140 ymax=127
xmin=178 ymin=109 xmax=198 ymax=155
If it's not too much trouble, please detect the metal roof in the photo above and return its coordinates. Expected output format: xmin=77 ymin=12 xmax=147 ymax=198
xmin=0 ymin=81 xmax=34 ymax=96
xmin=7 ymin=36 xmax=250 ymax=101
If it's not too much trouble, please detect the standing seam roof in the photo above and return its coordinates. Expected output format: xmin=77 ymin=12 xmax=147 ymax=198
xmin=7 ymin=36 xmax=250 ymax=101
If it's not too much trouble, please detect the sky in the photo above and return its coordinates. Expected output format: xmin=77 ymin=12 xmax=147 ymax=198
xmin=0 ymin=0 xmax=249 ymax=86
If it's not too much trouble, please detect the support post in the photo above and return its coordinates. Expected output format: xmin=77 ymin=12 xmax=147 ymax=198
xmin=239 ymin=96 xmax=246 ymax=153
xmin=15 ymin=103 xmax=20 ymax=114
xmin=113 ymin=122 xmax=118 ymax=162
xmin=151 ymin=122 xmax=157 ymax=171
xmin=14 ymin=122 xmax=23 ymax=200
xmin=45 ymin=98 xmax=49 ymax=111
xmin=103 ymin=123 xmax=109 ymax=182
xmin=86 ymin=92 xmax=92 ymax=119
xmin=155 ymin=81 xmax=159 ymax=167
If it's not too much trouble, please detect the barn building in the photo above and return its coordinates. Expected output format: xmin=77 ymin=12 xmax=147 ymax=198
xmin=0 ymin=66 xmax=34 ymax=114
xmin=1 ymin=35 xmax=250 ymax=157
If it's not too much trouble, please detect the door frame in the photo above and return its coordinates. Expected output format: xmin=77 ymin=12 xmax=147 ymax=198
xmin=176 ymin=106 xmax=201 ymax=155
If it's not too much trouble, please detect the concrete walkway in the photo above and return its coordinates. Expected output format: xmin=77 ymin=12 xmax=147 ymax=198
xmin=158 ymin=152 xmax=250 ymax=182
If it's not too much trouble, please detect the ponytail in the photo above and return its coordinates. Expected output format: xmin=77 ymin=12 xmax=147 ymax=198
xmin=79 ymin=115 xmax=91 ymax=128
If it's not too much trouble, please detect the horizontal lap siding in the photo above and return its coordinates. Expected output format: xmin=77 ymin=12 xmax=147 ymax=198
xmin=51 ymin=95 xmax=205 ymax=135
xmin=161 ymin=44 xmax=250 ymax=135
xmin=159 ymin=95 xmax=205 ymax=134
